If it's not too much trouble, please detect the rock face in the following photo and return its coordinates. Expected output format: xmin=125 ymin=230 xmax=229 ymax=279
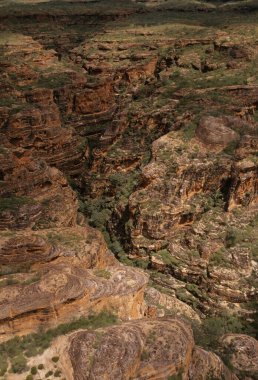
xmin=0 ymin=152 xmax=149 ymax=340
xmin=74 ymin=82 xmax=115 ymax=115
xmin=68 ymin=317 xmax=194 ymax=380
xmin=32 ymin=317 xmax=236 ymax=380
xmin=126 ymin=124 xmax=257 ymax=312
xmin=196 ymin=116 xmax=239 ymax=148
xmin=221 ymin=334 xmax=258 ymax=376
xmin=0 ymin=1 xmax=258 ymax=379
xmin=0 ymin=259 xmax=148 ymax=340
xmin=0 ymin=159 xmax=78 ymax=230
xmin=0 ymin=17 xmax=148 ymax=343
xmin=0 ymin=150 xmax=149 ymax=340
xmin=145 ymin=287 xmax=201 ymax=322
xmin=189 ymin=347 xmax=238 ymax=380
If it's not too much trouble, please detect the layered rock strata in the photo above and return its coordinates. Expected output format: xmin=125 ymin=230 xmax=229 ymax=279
xmin=36 ymin=317 xmax=238 ymax=380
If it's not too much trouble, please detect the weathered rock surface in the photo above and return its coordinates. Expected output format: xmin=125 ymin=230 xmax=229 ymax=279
xmin=0 ymin=259 xmax=148 ymax=341
xmin=196 ymin=116 xmax=239 ymax=149
xmin=0 ymin=154 xmax=149 ymax=341
xmin=189 ymin=347 xmax=238 ymax=380
xmin=67 ymin=317 xmax=194 ymax=380
xmin=0 ymin=158 xmax=78 ymax=230
xmin=25 ymin=317 xmax=236 ymax=380
xmin=0 ymin=23 xmax=149 ymax=344
xmin=221 ymin=334 xmax=258 ymax=376
xmin=145 ymin=287 xmax=201 ymax=322
xmin=126 ymin=126 xmax=258 ymax=310
xmin=0 ymin=2 xmax=257 ymax=378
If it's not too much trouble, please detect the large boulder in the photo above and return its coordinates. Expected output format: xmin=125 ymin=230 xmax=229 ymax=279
xmin=196 ymin=116 xmax=239 ymax=148
xmin=221 ymin=334 xmax=258 ymax=376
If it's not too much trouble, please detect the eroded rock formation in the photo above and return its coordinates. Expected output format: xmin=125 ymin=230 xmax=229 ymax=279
xmin=26 ymin=317 xmax=238 ymax=380
xmin=0 ymin=0 xmax=257 ymax=378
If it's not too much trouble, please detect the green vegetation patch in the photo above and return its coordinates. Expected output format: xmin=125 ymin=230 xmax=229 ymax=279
xmin=30 ymin=366 xmax=37 ymax=375
xmin=210 ymin=248 xmax=231 ymax=267
xmin=37 ymin=72 xmax=73 ymax=89
xmin=46 ymin=232 xmax=83 ymax=248
xmin=154 ymin=249 xmax=180 ymax=266
xmin=0 ymin=197 xmax=36 ymax=213
xmin=167 ymin=370 xmax=183 ymax=380
xmin=94 ymin=269 xmax=112 ymax=280
xmin=176 ymin=287 xmax=201 ymax=310
xmin=0 ymin=96 xmax=16 ymax=108
xmin=0 ymin=358 xmax=8 ymax=376
xmin=0 ymin=311 xmax=117 ymax=374
xmin=10 ymin=353 xmax=28 ymax=373
xmin=193 ymin=312 xmax=254 ymax=350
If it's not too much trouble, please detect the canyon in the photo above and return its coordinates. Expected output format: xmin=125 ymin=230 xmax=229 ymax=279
xmin=0 ymin=0 xmax=257 ymax=379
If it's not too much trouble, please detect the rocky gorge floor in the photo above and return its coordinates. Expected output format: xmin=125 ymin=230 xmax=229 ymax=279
xmin=0 ymin=0 xmax=257 ymax=379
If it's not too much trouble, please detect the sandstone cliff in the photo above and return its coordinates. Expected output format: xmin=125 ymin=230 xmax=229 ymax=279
xmin=0 ymin=1 xmax=257 ymax=379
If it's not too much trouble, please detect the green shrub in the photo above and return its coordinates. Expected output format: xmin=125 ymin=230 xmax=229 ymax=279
xmin=225 ymin=229 xmax=237 ymax=248
xmin=0 ymin=311 xmax=118 ymax=365
xmin=23 ymin=274 xmax=41 ymax=285
xmin=185 ymin=283 xmax=209 ymax=301
xmin=31 ymin=366 xmax=37 ymax=375
xmin=133 ymin=83 xmax=156 ymax=100
xmin=54 ymin=369 xmax=62 ymax=377
xmin=155 ymin=249 xmax=179 ymax=266
xmin=0 ymin=197 xmax=36 ymax=212
xmin=168 ymin=373 xmax=183 ymax=380
xmin=193 ymin=313 xmax=244 ymax=350
xmin=140 ymin=349 xmax=149 ymax=361
xmin=0 ymin=277 xmax=19 ymax=288
xmin=182 ymin=122 xmax=197 ymax=141
xmin=11 ymin=354 xmax=28 ymax=373
xmin=110 ymin=240 xmax=124 ymax=255
xmin=0 ymin=263 xmax=30 ymax=276
xmin=0 ymin=145 xmax=8 ymax=155
xmin=0 ymin=356 xmax=8 ymax=376
xmin=223 ymin=140 xmax=239 ymax=156
xmin=0 ymin=96 xmax=16 ymax=107
xmin=133 ymin=258 xmax=150 ymax=269
xmin=251 ymin=243 xmax=258 ymax=262
xmin=37 ymin=73 xmax=72 ymax=89
xmin=46 ymin=232 xmax=81 ymax=248
xmin=38 ymin=364 xmax=44 ymax=370
xmin=26 ymin=375 xmax=33 ymax=380
xmin=176 ymin=288 xmax=199 ymax=309
xmin=204 ymin=191 xmax=224 ymax=211
xmin=94 ymin=269 xmax=111 ymax=280
xmin=0 ymin=336 xmax=22 ymax=357
xmin=210 ymin=249 xmax=230 ymax=267
xmin=6 ymin=277 xmax=19 ymax=286
xmin=52 ymin=356 xmax=60 ymax=363
xmin=45 ymin=371 xmax=53 ymax=378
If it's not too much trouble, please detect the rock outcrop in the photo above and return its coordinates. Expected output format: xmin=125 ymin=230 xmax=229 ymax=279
xmin=20 ymin=317 xmax=237 ymax=380
xmin=221 ymin=334 xmax=258 ymax=377
xmin=189 ymin=347 xmax=238 ymax=380
xmin=196 ymin=116 xmax=239 ymax=149
xmin=0 ymin=1 xmax=257 ymax=378
xmin=0 ymin=25 xmax=148 ymax=344
xmin=0 ymin=148 xmax=148 ymax=341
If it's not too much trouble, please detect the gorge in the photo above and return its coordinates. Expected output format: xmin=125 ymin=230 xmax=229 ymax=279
xmin=0 ymin=0 xmax=257 ymax=379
